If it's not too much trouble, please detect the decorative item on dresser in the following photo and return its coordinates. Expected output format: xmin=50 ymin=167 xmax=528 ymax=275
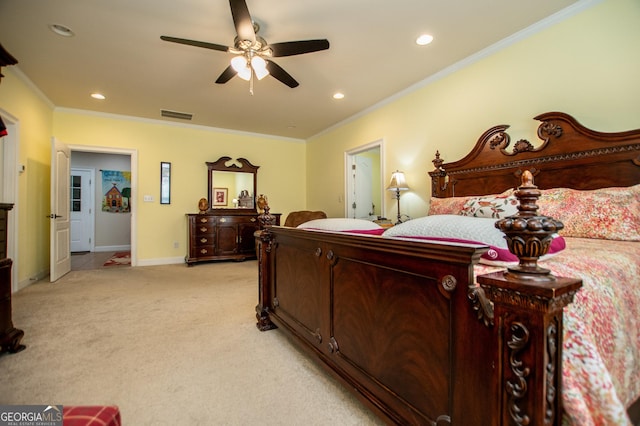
xmin=186 ymin=157 xmax=280 ymax=265
xmin=0 ymin=203 xmax=25 ymax=354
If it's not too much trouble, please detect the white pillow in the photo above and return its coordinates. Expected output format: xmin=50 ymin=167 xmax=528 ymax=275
xmin=383 ymin=215 xmax=506 ymax=247
xmin=297 ymin=218 xmax=382 ymax=231
xmin=382 ymin=215 xmax=566 ymax=266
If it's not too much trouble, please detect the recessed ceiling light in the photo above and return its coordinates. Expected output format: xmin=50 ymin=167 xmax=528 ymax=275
xmin=91 ymin=93 xmax=106 ymax=100
xmin=49 ymin=24 xmax=74 ymax=37
xmin=333 ymin=92 xmax=345 ymax=100
xmin=416 ymin=34 xmax=434 ymax=46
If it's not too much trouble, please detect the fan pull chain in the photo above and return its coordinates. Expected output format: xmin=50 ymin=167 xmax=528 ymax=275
xmin=249 ymin=68 xmax=254 ymax=95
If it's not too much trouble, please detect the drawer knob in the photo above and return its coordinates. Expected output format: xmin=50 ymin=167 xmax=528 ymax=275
xmin=220 ymin=218 xmax=227 ymax=223
xmin=200 ymin=227 xmax=208 ymax=232
xmin=200 ymin=238 xmax=208 ymax=243
xmin=199 ymin=217 xmax=208 ymax=223
xmin=200 ymin=248 xmax=208 ymax=254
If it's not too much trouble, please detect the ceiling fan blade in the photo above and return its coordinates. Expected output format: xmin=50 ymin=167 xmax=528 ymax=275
xmin=215 ymin=65 xmax=237 ymax=84
xmin=266 ymin=61 xmax=299 ymax=88
xmin=269 ymin=39 xmax=330 ymax=57
xmin=229 ymin=0 xmax=256 ymax=44
xmin=160 ymin=36 xmax=229 ymax=52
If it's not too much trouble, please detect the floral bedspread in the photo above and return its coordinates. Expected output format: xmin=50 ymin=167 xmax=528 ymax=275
xmin=475 ymin=238 xmax=640 ymax=426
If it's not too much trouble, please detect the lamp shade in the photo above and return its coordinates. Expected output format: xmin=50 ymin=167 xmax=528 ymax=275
xmin=387 ymin=170 xmax=409 ymax=191
xmin=231 ymin=55 xmax=251 ymax=81
xmin=251 ymin=56 xmax=269 ymax=80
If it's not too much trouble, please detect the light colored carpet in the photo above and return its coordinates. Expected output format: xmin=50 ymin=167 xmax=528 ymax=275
xmin=0 ymin=261 xmax=383 ymax=426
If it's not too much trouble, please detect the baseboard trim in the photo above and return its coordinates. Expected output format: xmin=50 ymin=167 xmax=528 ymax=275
xmin=94 ymin=245 xmax=131 ymax=252
xmin=136 ymin=256 xmax=185 ymax=267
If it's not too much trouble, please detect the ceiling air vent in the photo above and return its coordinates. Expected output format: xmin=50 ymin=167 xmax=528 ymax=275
xmin=161 ymin=109 xmax=193 ymax=120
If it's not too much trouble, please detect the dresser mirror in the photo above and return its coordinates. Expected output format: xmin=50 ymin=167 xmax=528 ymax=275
xmin=207 ymin=157 xmax=259 ymax=211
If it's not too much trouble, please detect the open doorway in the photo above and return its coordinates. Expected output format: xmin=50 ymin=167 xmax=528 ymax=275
xmin=345 ymin=140 xmax=384 ymax=220
xmin=68 ymin=147 xmax=136 ymax=271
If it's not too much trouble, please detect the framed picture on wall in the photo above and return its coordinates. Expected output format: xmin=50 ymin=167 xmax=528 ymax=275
xmin=213 ymin=187 xmax=228 ymax=206
xmin=160 ymin=162 xmax=171 ymax=204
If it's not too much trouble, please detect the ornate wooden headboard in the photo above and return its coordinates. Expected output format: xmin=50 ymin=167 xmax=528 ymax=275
xmin=429 ymin=112 xmax=640 ymax=198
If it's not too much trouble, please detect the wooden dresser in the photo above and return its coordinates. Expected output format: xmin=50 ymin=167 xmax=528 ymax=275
xmin=186 ymin=210 xmax=280 ymax=265
xmin=0 ymin=203 xmax=25 ymax=354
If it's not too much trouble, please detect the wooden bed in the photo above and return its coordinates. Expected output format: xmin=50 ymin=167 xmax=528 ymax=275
xmin=255 ymin=112 xmax=640 ymax=425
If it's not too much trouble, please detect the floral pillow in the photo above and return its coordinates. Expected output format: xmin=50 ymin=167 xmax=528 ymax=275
xmin=459 ymin=193 xmax=519 ymax=219
xmin=537 ymin=184 xmax=640 ymax=241
xmin=429 ymin=188 xmax=515 ymax=217
xmin=428 ymin=196 xmax=471 ymax=216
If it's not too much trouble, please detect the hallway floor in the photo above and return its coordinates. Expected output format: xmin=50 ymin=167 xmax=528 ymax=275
xmin=71 ymin=251 xmax=130 ymax=270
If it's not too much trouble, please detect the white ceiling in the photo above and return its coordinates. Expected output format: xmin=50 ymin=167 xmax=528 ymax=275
xmin=0 ymin=0 xmax=582 ymax=139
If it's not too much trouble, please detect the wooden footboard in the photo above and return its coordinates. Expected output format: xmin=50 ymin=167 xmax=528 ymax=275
xmin=256 ymin=167 xmax=589 ymax=425
xmin=256 ymin=227 xmax=581 ymax=425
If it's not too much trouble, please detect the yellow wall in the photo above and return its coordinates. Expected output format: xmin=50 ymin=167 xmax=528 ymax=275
xmin=52 ymin=111 xmax=306 ymax=263
xmin=1 ymin=0 xmax=638 ymax=283
xmin=307 ymin=0 xmax=640 ymax=220
xmin=0 ymin=70 xmax=54 ymax=285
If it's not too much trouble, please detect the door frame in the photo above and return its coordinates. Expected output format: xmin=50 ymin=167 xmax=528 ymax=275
xmin=67 ymin=145 xmax=138 ymax=267
xmin=344 ymin=139 xmax=385 ymax=219
xmin=0 ymin=108 xmax=19 ymax=292
xmin=70 ymin=167 xmax=95 ymax=253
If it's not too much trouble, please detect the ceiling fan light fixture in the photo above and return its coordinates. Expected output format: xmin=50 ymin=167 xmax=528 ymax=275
xmin=251 ymin=56 xmax=269 ymax=80
xmin=237 ymin=67 xmax=252 ymax=81
xmin=231 ymin=55 xmax=248 ymax=72
xmin=161 ymin=0 xmax=329 ymax=90
xmin=231 ymin=55 xmax=252 ymax=81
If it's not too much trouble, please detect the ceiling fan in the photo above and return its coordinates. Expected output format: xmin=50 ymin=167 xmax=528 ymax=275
xmin=160 ymin=0 xmax=330 ymax=93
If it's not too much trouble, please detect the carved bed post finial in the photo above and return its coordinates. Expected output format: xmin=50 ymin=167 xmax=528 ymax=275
xmin=494 ymin=170 xmax=564 ymax=282
xmin=432 ymin=150 xmax=444 ymax=170
xmin=430 ymin=151 xmax=451 ymax=195
xmin=258 ymin=205 xmax=277 ymax=229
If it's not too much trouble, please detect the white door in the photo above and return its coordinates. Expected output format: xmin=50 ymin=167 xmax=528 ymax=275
xmin=70 ymin=168 xmax=94 ymax=253
xmin=50 ymin=137 xmax=71 ymax=282
xmin=347 ymin=155 xmax=374 ymax=219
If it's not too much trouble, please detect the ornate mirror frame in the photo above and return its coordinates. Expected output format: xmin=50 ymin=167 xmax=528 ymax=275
xmin=206 ymin=157 xmax=259 ymax=212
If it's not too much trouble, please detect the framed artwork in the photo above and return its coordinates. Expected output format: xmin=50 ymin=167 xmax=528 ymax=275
xmin=213 ymin=187 xmax=228 ymax=206
xmin=160 ymin=162 xmax=171 ymax=204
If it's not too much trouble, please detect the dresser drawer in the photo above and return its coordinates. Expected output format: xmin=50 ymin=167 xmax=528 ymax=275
xmin=191 ymin=245 xmax=214 ymax=257
xmin=194 ymin=234 xmax=214 ymax=247
xmin=194 ymin=216 xmax=215 ymax=232
xmin=191 ymin=215 xmax=215 ymax=236
xmin=216 ymin=216 xmax=258 ymax=225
